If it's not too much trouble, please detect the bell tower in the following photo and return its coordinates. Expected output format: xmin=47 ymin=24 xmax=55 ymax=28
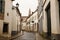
xmin=28 ymin=8 xmax=31 ymax=16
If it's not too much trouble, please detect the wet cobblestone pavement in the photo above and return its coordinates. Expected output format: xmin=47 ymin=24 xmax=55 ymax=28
xmin=20 ymin=31 xmax=36 ymax=40
xmin=0 ymin=31 xmax=51 ymax=40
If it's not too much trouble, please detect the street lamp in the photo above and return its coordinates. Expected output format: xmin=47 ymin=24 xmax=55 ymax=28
xmin=11 ymin=0 xmax=15 ymax=1
xmin=30 ymin=21 xmax=34 ymax=26
xmin=16 ymin=3 xmax=19 ymax=33
xmin=16 ymin=3 xmax=19 ymax=7
xmin=31 ymin=20 xmax=34 ymax=24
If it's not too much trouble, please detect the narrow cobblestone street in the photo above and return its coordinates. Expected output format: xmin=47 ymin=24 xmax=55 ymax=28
xmin=20 ymin=31 xmax=36 ymax=40
xmin=11 ymin=31 xmax=45 ymax=40
xmin=0 ymin=31 xmax=53 ymax=40
xmin=12 ymin=31 xmax=36 ymax=40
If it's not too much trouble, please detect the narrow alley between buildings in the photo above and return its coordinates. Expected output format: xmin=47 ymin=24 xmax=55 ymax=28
xmin=0 ymin=0 xmax=60 ymax=40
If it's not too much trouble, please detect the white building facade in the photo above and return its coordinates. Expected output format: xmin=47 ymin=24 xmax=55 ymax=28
xmin=26 ymin=9 xmax=38 ymax=32
xmin=38 ymin=0 xmax=60 ymax=40
xmin=0 ymin=0 xmax=21 ymax=37
xmin=0 ymin=0 xmax=13 ymax=37
xmin=12 ymin=6 xmax=21 ymax=36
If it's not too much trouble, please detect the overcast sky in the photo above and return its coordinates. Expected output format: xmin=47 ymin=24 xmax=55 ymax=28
xmin=13 ymin=0 xmax=38 ymax=16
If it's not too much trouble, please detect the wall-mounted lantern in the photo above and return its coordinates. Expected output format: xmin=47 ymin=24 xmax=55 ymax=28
xmin=16 ymin=3 xmax=19 ymax=7
xmin=32 ymin=21 xmax=34 ymax=23
xmin=11 ymin=0 xmax=15 ymax=1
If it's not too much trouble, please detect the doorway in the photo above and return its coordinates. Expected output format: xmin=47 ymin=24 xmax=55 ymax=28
xmin=3 ymin=23 xmax=8 ymax=33
xmin=45 ymin=3 xmax=51 ymax=37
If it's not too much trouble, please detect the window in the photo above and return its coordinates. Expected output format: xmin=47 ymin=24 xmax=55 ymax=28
xmin=0 ymin=0 xmax=5 ymax=13
xmin=0 ymin=0 xmax=2 ymax=12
